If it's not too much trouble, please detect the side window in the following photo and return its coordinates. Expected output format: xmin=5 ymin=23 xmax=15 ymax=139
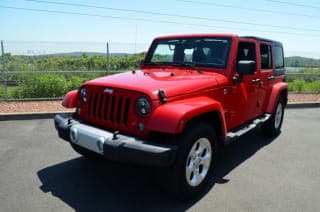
xmin=260 ymin=44 xmax=272 ymax=70
xmin=274 ymin=46 xmax=284 ymax=69
xmin=274 ymin=45 xmax=285 ymax=76
xmin=237 ymin=42 xmax=256 ymax=62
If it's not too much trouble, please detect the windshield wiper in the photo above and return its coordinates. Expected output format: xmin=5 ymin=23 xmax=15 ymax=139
xmin=144 ymin=62 xmax=165 ymax=70
xmin=171 ymin=62 xmax=203 ymax=73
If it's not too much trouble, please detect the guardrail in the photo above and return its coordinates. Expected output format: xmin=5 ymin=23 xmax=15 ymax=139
xmin=285 ymin=73 xmax=320 ymax=82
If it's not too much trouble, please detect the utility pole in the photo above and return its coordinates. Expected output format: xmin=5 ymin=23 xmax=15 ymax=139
xmin=106 ymin=42 xmax=110 ymax=75
xmin=134 ymin=23 xmax=138 ymax=54
xmin=1 ymin=40 xmax=7 ymax=100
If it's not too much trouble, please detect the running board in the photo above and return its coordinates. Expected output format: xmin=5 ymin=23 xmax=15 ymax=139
xmin=225 ymin=114 xmax=271 ymax=144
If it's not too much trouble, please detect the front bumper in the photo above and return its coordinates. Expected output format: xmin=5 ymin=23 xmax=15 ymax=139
xmin=54 ymin=114 xmax=177 ymax=167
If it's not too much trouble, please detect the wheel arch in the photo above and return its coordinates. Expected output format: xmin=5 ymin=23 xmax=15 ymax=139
xmin=266 ymin=82 xmax=288 ymax=113
xmin=62 ymin=89 xmax=78 ymax=108
xmin=184 ymin=111 xmax=225 ymax=147
xmin=147 ymin=96 xmax=227 ymax=145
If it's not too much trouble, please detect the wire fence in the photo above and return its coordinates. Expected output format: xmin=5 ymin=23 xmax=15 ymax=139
xmin=0 ymin=70 xmax=128 ymax=101
xmin=0 ymin=40 xmax=149 ymax=100
xmin=0 ymin=40 xmax=319 ymax=101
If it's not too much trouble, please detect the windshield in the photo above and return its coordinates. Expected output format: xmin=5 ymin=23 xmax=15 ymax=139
xmin=145 ymin=37 xmax=231 ymax=69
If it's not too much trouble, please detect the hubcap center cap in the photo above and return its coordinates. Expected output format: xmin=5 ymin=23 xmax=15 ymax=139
xmin=194 ymin=157 xmax=202 ymax=168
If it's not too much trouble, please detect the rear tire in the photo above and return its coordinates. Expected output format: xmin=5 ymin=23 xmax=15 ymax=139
xmin=162 ymin=122 xmax=219 ymax=201
xmin=262 ymin=96 xmax=285 ymax=137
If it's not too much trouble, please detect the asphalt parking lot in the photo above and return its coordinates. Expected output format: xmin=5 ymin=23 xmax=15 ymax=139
xmin=0 ymin=108 xmax=319 ymax=212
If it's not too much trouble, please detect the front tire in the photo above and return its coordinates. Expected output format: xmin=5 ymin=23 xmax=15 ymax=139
xmin=262 ymin=97 xmax=285 ymax=136
xmin=164 ymin=122 xmax=219 ymax=201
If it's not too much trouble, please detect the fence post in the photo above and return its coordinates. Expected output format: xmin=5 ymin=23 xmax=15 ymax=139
xmin=1 ymin=40 xmax=7 ymax=100
xmin=106 ymin=42 xmax=110 ymax=75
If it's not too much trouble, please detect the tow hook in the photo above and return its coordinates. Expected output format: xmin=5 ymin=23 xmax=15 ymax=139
xmin=113 ymin=131 xmax=120 ymax=140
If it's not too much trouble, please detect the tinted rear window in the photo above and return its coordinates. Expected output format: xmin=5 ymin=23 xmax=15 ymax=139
xmin=273 ymin=45 xmax=285 ymax=76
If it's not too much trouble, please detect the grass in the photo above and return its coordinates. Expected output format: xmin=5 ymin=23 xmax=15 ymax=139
xmin=288 ymin=79 xmax=320 ymax=93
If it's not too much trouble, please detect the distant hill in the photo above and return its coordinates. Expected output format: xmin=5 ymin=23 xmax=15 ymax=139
xmin=285 ymin=56 xmax=320 ymax=68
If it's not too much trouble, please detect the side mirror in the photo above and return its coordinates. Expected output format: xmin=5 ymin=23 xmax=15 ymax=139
xmin=237 ymin=60 xmax=256 ymax=75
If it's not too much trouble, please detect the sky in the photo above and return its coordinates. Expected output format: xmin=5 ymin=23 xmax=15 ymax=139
xmin=0 ymin=0 xmax=320 ymax=58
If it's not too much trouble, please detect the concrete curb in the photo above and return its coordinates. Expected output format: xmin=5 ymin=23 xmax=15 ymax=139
xmin=0 ymin=111 xmax=73 ymax=121
xmin=0 ymin=103 xmax=319 ymax=121
xmin=286 ymin=102 xmax=320 ymax=109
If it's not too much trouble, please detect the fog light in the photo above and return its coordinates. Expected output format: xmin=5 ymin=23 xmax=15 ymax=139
xmin=76 ymin=108 xmax=81 ymax=115
xmin=138 ymin=122 xmax=144 ymax=132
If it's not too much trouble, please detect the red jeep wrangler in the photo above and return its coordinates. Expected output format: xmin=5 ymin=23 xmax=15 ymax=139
xmin=54 ymin=34 xmax=287 ymax=200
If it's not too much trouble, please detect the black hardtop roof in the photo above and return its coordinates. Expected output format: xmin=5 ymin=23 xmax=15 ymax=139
xmin=240 ymin=36 xmax=283 ymax=47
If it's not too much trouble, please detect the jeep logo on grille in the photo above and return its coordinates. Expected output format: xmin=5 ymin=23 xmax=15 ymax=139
xmin=104 ymin=88 xmax=114 ymax=94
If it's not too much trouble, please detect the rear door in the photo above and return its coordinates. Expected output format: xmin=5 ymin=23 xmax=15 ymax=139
xmin=257 ymin=42 xmax=275 ymax=114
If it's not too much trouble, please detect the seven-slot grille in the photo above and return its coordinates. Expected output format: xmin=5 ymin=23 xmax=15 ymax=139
xmin=83 ymin=88 xmax=132 ymax=127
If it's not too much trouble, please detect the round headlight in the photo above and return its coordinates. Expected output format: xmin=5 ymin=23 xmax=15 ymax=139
xmin=136 ymin=97 xmax=151 ymax=116
xmin=80 ymin=88 xmax=87 ymax=103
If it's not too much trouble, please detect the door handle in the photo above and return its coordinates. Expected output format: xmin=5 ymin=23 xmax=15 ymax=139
xmin=252 ymin=78 xmax=261 ymax=85
xmin=268 ymin=76 xmax=275 ymax=81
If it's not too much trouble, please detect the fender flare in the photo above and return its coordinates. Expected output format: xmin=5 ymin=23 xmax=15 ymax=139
xmin=266 ymin=82 xmax=288 ymax=113
xmin=147 ymin=96 xmax=227 ymax=137
xmin=62 ymin=90 xmax=78 ymax=108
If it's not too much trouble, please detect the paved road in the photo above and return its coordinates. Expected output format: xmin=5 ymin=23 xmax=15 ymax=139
xmin=0 ymin=108 xmax=319 ymax=212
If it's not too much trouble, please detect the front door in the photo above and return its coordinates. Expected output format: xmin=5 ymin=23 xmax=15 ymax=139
xmin=228 ymin=40 xmax=261 ymax=129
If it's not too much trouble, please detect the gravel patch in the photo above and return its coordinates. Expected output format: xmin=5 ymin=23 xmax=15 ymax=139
xmin=287 ymin=93 xmax=320 ymax=103
xmin=0 ymin=101 xmax=74 ymax=113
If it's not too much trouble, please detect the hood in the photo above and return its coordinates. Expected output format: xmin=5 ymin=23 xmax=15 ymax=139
xmin=84 ymin=68 xmax=227 ymax=100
